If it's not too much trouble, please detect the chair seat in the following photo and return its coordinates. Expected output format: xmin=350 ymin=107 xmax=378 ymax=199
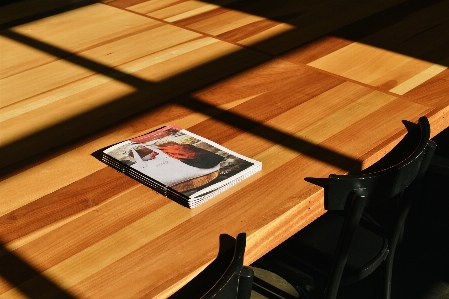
xmin=260 ymin=211 xmax=388 ymax=287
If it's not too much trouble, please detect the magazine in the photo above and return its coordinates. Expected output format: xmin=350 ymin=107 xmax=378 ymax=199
xmin=98 ymin=125 xmax=262 ymax=208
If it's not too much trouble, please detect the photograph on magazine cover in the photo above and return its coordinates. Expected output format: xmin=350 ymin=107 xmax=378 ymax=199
xmin=103 ymin=125 xmax=256 ymax=197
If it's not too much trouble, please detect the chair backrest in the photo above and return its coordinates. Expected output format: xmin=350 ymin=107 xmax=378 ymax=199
xmin=201 ymin=233 xmax=254 ymax=299
xmin=324 ymin=117 xmax=436 ymax=299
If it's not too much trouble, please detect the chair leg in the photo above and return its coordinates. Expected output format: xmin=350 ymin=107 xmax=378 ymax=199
xmin=238 ymin=266 xmax=254 ymax=299
xmin=383 ymin=256 xmax=394 ymax=299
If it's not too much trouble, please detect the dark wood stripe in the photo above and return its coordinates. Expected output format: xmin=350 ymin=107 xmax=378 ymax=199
xmin=105 ymin=0 xmax=150 ymax=9
xmin=173 ymin=7 xmax=230 ymax=27
xmin=279 ymin=36 xmax=353 ymax=65
xmin=198 ymin=94 xmax=378 ymax=162
xmin=0 ymin=171 xmax=170 ymax=291
xmin=188 ymin=65 xmax=345 ymax=146
xmin=0 ymin=167 xmax=137 ymax=243
xmin=217 ymin=19 xmax=281 ymax=43
xmin=190 ymin=60 xmax=310 ymax=106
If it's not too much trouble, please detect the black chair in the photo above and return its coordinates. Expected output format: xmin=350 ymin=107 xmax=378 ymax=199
xmin=253 ymin=117 xmax=436 ymax=299
xmin=428 ymin=126 xmax=449 ymax=175
xmin=201 ymin=233 xmax=254 ymax=299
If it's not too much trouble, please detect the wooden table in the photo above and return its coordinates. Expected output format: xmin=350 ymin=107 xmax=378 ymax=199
xmin=1 ymin=0 xmax=449 ymax=298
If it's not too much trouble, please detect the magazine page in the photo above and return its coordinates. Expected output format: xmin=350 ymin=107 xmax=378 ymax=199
xmin=103 ymin=125 xmax=262 ymax=201
xmin=178 ymin=129 xmax=261 ymax=200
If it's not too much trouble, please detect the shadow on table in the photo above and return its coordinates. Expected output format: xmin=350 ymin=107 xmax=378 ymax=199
xmin=0 ymin=241 xmax=77 ymax=298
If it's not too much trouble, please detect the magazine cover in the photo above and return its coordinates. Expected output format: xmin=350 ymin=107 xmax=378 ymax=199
xmin=101 ymin=125 xmax=262 ymax=207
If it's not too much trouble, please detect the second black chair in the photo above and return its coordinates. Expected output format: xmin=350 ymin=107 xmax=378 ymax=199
xmin=253 ymin=117 xmax=436 ymax=299
xmin=201 ymin=233 xmax=254 ymax=299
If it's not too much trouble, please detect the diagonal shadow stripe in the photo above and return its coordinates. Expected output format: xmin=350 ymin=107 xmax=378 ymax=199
xmin=0 ymin=241 xmax=77 ymax=298
xmin=2 ymin=0 xmax=447 ymax=174
xmin=1 ymin=30 xmax=150 ymax=88
xmin=0 ymin=28 xmax=361 ymax=176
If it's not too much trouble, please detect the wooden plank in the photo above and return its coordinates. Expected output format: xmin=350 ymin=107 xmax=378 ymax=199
xmin=309 ymin=42 xmax=448 ymax=95
xmin=389 ymin=62 xmax=448 ymax=95
xmin=106 ymin=0 xmax=155 ymax=9
xmin=145 ymin=0 xmax=215 ymax=20
xmin=186 ymin=10 xmax=264 ymax=36
xmin=127 ymin=0 xmax=185 ymax=14
xmin=0 ymin=25 xmax=201 ymax=109
xmin=188 ymin=62 xmax=345 ymax=145
xmin=0 ymin=4 xmax=160 ymax=79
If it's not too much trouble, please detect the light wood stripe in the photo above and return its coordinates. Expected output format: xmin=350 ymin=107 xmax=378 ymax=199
xmin=390 ymin=60 xmax=449 ymax=95
xmin=309 ymin=42 xmax=448 ymax=94
xmin=189 ymin=11 xmax=265 ymax=36
xmin=165 ymin=0 xmax=238 ymax=23
xmin=1 ymin=4 xmax=158 ymax=79
xmin=127 ymin=0 xmax=184 ymax=14
xmin=1 ymin=24 xmax=204 ymax=110
xmin=0 ymin=35 xmax=214 ymax=120
xmin=145 ymin=0 xmax=211 ymax=20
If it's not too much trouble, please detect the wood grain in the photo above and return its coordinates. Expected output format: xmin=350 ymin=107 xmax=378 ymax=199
xmin=0 ymin=3 xmax=269 ymax=168
xmin=1 ymin=1 xmax=449 ymax=298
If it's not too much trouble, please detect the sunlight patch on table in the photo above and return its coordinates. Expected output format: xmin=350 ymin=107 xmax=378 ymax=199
xmin=390 ymin=58 xmax=449 ymax=95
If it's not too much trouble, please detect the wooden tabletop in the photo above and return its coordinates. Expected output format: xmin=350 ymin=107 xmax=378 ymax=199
xmin=1 ymin=0 xmax=449 ymax=298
